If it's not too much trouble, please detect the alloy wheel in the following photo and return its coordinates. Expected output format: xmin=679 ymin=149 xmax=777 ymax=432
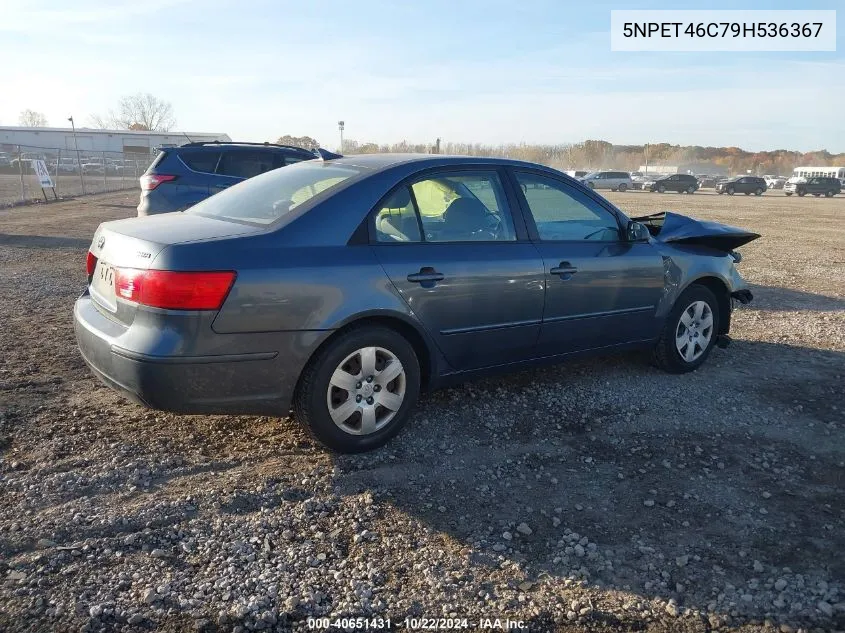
xmin=326 ymin=346 xmax=406 ymax=435
xmin=675 ymin=301 xmax=714 ymax=363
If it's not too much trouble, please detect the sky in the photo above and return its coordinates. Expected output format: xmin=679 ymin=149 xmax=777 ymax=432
xmin=1 ymin=0 xmax=842 ymax=152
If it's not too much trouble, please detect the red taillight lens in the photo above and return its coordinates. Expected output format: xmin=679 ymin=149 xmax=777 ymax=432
xmin=139 ymin=174 xmax=177 ymax=191
xmin=86 ymin=251 xmax=97 ymax=276
xmin=114 ymin=269 xmax=236 ymax=310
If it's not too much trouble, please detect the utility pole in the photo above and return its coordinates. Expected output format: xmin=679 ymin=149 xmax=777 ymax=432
xmin=644 ymin=142 xmax=649 ymax=174
xmin=68 ymin=115 xmax=85 ymax=194
xmin=337 ymin=120 xmax=345 ymax=153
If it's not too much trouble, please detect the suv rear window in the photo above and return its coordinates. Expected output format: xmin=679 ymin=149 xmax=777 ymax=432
xmin=179 ymin=149 xmax=220 ymax=174
xmin=187 ymin=162 xmax=360 ymax=225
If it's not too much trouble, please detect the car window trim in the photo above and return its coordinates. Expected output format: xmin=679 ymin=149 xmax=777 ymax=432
xmin=506 ymin=168 xmax=627 ymax=244
xmin=176 ymin=150 xmax=222 ymax=176
xmin=366 ymin=165 xmax=531 ymax=245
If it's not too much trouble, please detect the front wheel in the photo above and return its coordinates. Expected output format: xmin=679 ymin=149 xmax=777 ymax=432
xmin=587 ymin=182 xmax=595 ymax=189
xmin=727 ymin=187 xmax=735 ymax=195
xmin=797 ymin=189 xmax=806 ymax=197
xmin=293 ymin=326 xmax=421 ymax=453
xmin=653 ymin=285 xmax=720 ymax=374
xmin=658 ymin=185 xmax=666 ymax=193
xmin=785 ymin=192 xmax=793 ymax=196
xmin=755 ymin=188 xmax=763 ymax=196
xmin=618 ymin=183 xmax=627 ymax=192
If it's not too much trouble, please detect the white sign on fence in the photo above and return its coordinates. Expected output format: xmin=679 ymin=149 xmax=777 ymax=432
xmin=32 ymin=160 xmax=54 ymax=188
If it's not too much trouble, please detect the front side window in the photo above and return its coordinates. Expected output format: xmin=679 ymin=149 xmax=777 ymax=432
xmin=515 ymin=172 xmax=620 ymax=242
xmin=188 ymin=162 xmax=360 ymax=225
xmin=410 ymin=172 xmax=516 ymax=242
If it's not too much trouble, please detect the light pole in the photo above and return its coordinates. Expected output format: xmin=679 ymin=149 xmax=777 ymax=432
xmin=68 ymin=116 xmax=84 ymax=194
xmin=337 ymin=120 xmax=345 ymax=153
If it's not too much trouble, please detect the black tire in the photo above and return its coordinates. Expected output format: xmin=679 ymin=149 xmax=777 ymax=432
xmin=727 ymin=187 xmax=735 ymax=195
xmin=755 ymin=188 xmax=763 ymax=196
xmin=825 ymin=190 xmax=835 ymax=197
xmin=744 ymin=192 xmax=750 ymax=196
xmin=785 ymin=192 xmax=792 ymax=196
xmin=293 ymin=325 xmax=421 ymax=453
xmin=587 ymin=182 xmax=595 ymax=189
xmin=618 ymin=183 xmax=627 ymax=192
xmin=686 ymin=185 xmax=695 ymax=194
xmin=653 ymin=284 xmax=721 ymax=374
xmin=797 ymin=189 xmax=806 ymax=197
xmin=658 ymin=185 xmax=666 ymax=193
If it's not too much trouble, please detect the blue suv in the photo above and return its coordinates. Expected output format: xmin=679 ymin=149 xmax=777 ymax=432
xmin=137 ymin=141 xmax=317 ymax=216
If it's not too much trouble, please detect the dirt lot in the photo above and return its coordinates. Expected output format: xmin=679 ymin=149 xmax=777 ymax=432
xmin=1 ymin=190 xmax=843 ymax=633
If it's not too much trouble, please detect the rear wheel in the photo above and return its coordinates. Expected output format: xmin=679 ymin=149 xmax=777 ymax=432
xmin=618 ymin=183 xmax=627 ymax=192
xmin=293 ymin=326 xmax=420 ymax=453
xmin=686 ymin=185 xmax=695 ymax=194
xmin=797 ymin=189 xmax=806 ymax=197
xmin=653 ymin=285 xmax=720 ymax=374
xmin=826 ymin=190 xmax=835 ymax=197
xmin=755 ymin=188 xmax=763 ymax=196
xmin=785 ymin=192 xmax=793 ymax=196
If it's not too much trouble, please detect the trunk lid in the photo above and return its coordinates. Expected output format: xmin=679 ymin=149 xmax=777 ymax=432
xmin=88 ymin=214 xmax=261 ymax=323
xmin=633 ymin=212 xmax=760 ymax=252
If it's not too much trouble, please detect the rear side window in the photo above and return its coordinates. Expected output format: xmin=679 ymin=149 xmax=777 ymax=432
xmin=178 ymin=150 xmax=220 ymax=174
xmin=217 ymin=150 xmax=278 ymax=179
xmin=187 ymin=162 xmax=360 ymax=225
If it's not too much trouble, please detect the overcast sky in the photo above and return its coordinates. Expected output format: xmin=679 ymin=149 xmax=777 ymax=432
xmin=1 ymin=0 xmax=843 ymax=152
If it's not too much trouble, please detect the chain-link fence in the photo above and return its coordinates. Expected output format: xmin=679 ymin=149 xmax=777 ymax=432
xmin=0 ymin=144 xmax=154 ymax=207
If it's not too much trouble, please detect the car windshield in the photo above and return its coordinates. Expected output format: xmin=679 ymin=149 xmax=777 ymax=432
xmin=187 ymin=161 xmax=361 ymax=225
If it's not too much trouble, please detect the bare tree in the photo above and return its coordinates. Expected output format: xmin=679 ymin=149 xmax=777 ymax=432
xmin=18 ymin=109 xmax=48 ymax=127
xmin=91 ymin=93 xmax=176 ymax=131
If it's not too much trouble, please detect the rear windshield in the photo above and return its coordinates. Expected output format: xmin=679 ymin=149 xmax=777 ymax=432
xmin=186 ymin=162 xmax=361 ymax=225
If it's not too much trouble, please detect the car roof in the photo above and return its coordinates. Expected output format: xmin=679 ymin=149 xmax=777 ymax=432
xmin=321 ymin=153 xmax=553 ymax=173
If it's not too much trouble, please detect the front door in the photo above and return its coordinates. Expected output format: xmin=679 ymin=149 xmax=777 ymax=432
xmin=511 ymin=170 xmax=665 ymax=354
xmin=371 ymin=170 xmax=545 ymax=370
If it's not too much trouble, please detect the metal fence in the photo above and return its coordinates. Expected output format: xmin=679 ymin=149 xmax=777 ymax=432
xmin=0 ymin=144 xmax=154 ymax=207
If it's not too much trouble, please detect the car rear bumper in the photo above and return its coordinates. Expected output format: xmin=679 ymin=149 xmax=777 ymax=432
xmin=73 ymin=292 xmax=318 ymax=416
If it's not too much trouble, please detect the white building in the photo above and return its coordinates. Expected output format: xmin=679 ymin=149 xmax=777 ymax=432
xmin=0 ymin=126 xmax=230 ymax=155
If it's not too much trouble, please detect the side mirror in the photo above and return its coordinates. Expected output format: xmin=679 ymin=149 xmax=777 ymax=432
xmin=626 ymin=220 xmax=650 ymax=242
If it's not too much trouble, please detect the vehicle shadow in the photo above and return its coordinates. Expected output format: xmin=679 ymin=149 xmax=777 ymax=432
xmin=0 ymin=233 xmax=90 ymax=250
xmin=327 ymin=339 xmax=845 ymax=630
xmin=748 ymin=283 xmax=845 ymax=312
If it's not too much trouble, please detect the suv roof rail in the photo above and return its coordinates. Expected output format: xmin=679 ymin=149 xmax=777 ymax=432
xmin=179 ymin=140 xmax=315 ymax=153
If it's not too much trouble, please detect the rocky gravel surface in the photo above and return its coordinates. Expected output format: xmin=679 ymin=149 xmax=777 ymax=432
xmin=1 ymin=190 xmax=843 ymax=632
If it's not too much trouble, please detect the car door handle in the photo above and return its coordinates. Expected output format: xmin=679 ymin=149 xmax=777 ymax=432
xmin=550 ymin=262 xmax=578 ymax=277
xmin=407 ymin=267 xmax=445 ymax=284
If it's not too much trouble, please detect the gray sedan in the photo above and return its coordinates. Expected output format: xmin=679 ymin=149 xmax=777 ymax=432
xmin=74 ymin=153 xmax=757 ymax=452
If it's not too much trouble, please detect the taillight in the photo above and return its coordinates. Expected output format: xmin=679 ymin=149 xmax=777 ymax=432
xmin=86 ymin=251 xmax=97 ymax=277
xmin=114 ymin=269 xmax=236 ymax=310
xmin=139 ymin=174 xmax=177 ymax=191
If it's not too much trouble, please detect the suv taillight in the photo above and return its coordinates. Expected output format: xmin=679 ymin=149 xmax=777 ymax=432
xmin=114 ymin=269 xmax=236 ymax=310
xmin=139 ymin=174 xmax=177 ymax=191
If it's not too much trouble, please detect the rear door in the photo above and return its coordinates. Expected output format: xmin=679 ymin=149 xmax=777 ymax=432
xmin=510 ymin=169 xmax=665 ymax=354
xmin=171 ymin=149 xmax=220 ymax=207
xmin=371 ymin=168 xmax=545 ymax=371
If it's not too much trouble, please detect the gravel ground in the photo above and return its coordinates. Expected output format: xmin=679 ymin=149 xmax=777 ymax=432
xmin=1 ymin=190 xmax=843 ymax=633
